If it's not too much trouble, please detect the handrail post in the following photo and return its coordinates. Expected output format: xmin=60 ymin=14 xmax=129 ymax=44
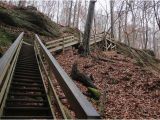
xmin=62 ymin=37 xmax=64 ymax=52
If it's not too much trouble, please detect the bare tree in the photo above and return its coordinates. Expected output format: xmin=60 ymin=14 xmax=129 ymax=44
xmin=110 ymin=0 xmax=115 ymax=38
xmin=72 ymin=0 xmax=78 ymax=27
xmin=68 ymin=0 xmax=73 ymax=27
xmin=153 ymin=0 xmax=160 ymax=30
xmin=82 ymin=0 xmax=97 ymax=56
xmin=76 ymin=0 xmax=81 ymax=28
xmin=57 ymin=1 xmax=60 ymax=24
xmin=18 ymin=0 xmax=26 ymax=7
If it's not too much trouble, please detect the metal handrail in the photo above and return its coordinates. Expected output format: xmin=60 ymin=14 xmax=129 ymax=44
xmin=35 ymin=34 xmax=100 ymax=119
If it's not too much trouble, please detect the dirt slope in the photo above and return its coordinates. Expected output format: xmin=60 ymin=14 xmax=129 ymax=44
xmin=55 ymin=48 xmax=160 ymax=119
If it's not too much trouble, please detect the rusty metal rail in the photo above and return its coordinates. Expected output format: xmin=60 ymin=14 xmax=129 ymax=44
xmin=35 ymin=34 xmax=100 ymax=119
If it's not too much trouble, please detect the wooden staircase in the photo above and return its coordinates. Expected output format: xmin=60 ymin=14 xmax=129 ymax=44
xmin=0 ymin=33 xmax=100 ymax=119
xmin=1 ymin=44 xmax=53 ymax=119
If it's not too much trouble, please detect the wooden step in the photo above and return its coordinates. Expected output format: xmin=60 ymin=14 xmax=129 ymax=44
xmin=6 ymin=102 xmax=47 ymax=107
xmin=15 ymin=69 xmax=40 ymax=74
xmin=10 ymin=87 xmax=44 ymax=92
xmin=7 ymin=99 xmax=47 ymax=103
xmin=15 ymin=66 xmax=39 ymax=71
xmin=13 ymin=75 xmax=41 ymax=80
xmin=11 ymin=82 xmax=43 ymax=87
xmin=16 ymin=63 xmax=38 ymax=67
xmin=17 ymin=59 xmax=36 ymax=63
xmin=3 ymin=107 xmax=52 ymax=116
xmin=16 ymin=64 xmax=38 ymax=69
xmin=1 ymin=115 xmax=53 ymax=119
xmin=13 ymin=79 xmax=42 ymax=84
xmin=14 ymin=71 xmax=40 ymax=77
xmin=9 ymin=92 xmax=46 ymax=97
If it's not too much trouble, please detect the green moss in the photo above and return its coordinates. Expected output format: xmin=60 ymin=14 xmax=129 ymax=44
xmin=88 ymin=87 xmax=101 ymax=100
xmin=0 ymin=7 xmax=61 ymax=37
xmin=0 ymin=28 xmax=15 ymax=46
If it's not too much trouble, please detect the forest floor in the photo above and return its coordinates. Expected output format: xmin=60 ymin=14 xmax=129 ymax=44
xmin=54 ymin=47 xmax=160 ymax=119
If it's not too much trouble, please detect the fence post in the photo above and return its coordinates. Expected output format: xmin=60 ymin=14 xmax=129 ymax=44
xmin=62 ymin=37 xmax=64 ymax=52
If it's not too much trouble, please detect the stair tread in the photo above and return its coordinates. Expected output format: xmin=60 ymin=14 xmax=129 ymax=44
xmin=9 ymin=92 xmax=46 ymax=97
xmin=15 ymin=66 xmax=39 ymax=70
xmin=18 ymin=60 xmax=36 ymax=62
xmin=11 ymin=82 xmax=42 ymax=86
xmin=6 ymin=103 xmax=47 ymax=107
xmin=13 ymin=80 xmax=42 ymax=84
xmin=4 ymin=107 xmax=52 ymax=116
xmin=15 ymin=70 xmax=39 ymax=74
xmin=5 ymin=107 xmax=50 ymax=112
xmin=7 ymin=99 xmax=47 ymax=102
xmin=13 ymin=75 xmax=41 ymax=79
xmin=1 ymin=116 xmax=53 ymax=119
xmin=16 ymin=65 xmax=38 ymax=69
xmin=14 ymin=72 xmax=41 ymax=77
xmin=10 ymin=87 xmax=44 ymax=92
xmin=17 ymin=61 xmax=37 ymax=63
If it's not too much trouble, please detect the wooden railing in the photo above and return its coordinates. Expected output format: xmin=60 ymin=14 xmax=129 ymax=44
xmin=46 ymin=32 xmax=116 ymax=52
xmin=35 ymin=34 xmax=100 ymax=119
xmin=46 ymin=35 xmax=79 ymax=52
xmin=0 ymin=32 xmax=24 ymax=115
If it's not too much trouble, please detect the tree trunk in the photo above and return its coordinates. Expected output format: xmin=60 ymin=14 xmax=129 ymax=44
xmin=68 ymin=0 xmax=73 ymax=27
xmin=72 ymin=0 xmax=77 ymax=27
xmin=110 ymin=0 xmax=114 ymax=38
xmin=153 ymin=16 xmax=157 ymax=55
xmin=118 ymin=13 xmax=122 ymax=42
xmin=124 ymin=2 xmax=129 ymax=45
xmin=57 ymin=1 xmax=59 ymax=24
xmin=82 ymin=0 xmax=96 ymax=56
xmin=76 ymin=0 xmax=81 ymax=28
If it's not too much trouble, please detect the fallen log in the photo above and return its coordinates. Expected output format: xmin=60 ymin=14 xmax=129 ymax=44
xmin=71 ymin=63 xmax=96 ymax=88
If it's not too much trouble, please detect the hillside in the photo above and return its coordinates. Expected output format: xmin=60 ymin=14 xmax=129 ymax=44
xmin=55 ymin=48 xmax=160 ymax=119
xmin=0 ymin=5 xmax=61 ymax=37
xmin=0 ymin=2 xmax=62 ymax=56
xmin=0 ymin=1 xmax=160 ymax=119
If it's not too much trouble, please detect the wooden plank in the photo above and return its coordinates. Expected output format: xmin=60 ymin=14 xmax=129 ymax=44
xmin=46 ymin=33 xmax=115 ymax=52
xmin=35 ymin=34 xmax=100 ymax=119
xmin=46 ymin=36 xmax=74 ymax=45
xmin=47 ymin=37 xmax=77 ymax=49
xmin=90 ymin=38 xmax=102 ymax=45
xmin=107 ymin=43 xmax=112 ymax=50
xmin=47 ymin=42 xmax=63 ymax=49
xmin=49 ymin=41 xmax=79 ymax=52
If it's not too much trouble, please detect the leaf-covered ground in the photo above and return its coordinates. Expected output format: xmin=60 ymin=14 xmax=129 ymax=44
xmin=54 ymin=48 xmax=160 ymax=119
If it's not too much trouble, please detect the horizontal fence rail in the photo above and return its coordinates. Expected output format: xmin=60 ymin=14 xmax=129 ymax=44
xmin=46 ymin=32 xmax=116 ymax=52
xmin=35 ymin=34 xmax=100 ymax=119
